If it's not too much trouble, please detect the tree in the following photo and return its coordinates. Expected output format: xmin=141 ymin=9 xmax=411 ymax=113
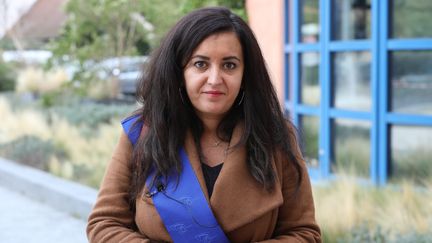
xmin=47 ymin=0 xmax=246 ymax=98
xmin=49 ymin=0 xmax=152 ymax=64
xmin=49 ymin=0 xmax=246 ymax=63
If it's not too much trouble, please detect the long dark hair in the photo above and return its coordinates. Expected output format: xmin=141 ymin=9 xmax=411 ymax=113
xmin=129 ymin=7 xmax=303 ymax=211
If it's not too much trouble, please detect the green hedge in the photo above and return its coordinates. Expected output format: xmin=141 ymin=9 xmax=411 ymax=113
xmin=0 ymin=62 xmax=15 ymax=91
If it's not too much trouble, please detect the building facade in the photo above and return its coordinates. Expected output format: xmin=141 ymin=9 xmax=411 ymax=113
xmin=248 ymin=0 xmax=432 ymax=185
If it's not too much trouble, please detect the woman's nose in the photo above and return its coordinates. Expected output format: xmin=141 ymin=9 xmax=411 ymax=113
xmin=207 ymin=66 xmax=222 ymax=85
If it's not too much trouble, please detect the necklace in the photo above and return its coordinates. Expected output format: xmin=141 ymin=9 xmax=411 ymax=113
xmin=212 ymin=140 xmax=222 ymax=147
xmin=220 ymin=145 xmax=229 ymax=164
xmin=200 ymin=141 xmax=230 ymax=165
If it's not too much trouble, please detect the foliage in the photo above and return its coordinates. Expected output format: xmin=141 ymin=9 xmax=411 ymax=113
xmin=302 ymin=0 xmax=319 ymax=24
xmin=0 ymin=135 xmax=67 ymax=170
xmin=0 ymin=61 xmax=15 ymax=91
xmin=391 ymin=146 xmax=432 ymax=186
xmin=340 ymin=223 xmax=432 ymax=243
xmin=15 ymin=67 xmax=69 ymax=93
xmin=392 ymin=232 xmax=432 ymax=243
xmin=314 ymin=178 xmax=432 ymax=242
xmin=334 ymin=137 xmax=370 ymax=177
xmin=177 ymin=0 xmax=246 ymax=20
xmin=338 ymin=223 xmax=388 ymax=243
xmin=332 ymin=121 xmax=370 ymax=177
xmin=299 ymin=115 xmax=319 ymax=167
xmin=392 ymin=0 xmax=432 ymax=38
xmin=45 ymin=101 xmax=137 ymax=130
xmin=138 ymin=0 xmax=246 ymax=48
xmin=0 ymin=95 xmax=135 ymax=187
xmin=49 ymin=0 xmax=246 ymax=64
xmin=49 ymin=0 xmax=151 ymax=64
xmin=47 ymin=0 xmax=246 ymax=99
xmin=13 ymin=66 xmax=73 ymax=107
xmin=7 ymin=0 xmax=246 ymax=73
xmin=0 ymin=39 xmax=16 ymax=50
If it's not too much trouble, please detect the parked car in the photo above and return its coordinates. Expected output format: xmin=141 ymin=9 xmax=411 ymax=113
xmin=95 ymin=56 xmax=148 ymax=97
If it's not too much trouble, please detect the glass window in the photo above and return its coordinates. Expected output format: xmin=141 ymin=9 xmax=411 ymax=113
xmin=285 ymin=53 xmax=291 ymax=102
xmin=390 ymin=51 xmax=432 ymax=115
xmin=390 ymin=126 xmax=432 ymax=185
xmin=332 ymin=51 xmax=371 ymax=111
xmin=300 ymin=0 xmax=320 ymax=43
xmin=391 ymin=0 xmax=432 ymax=38
xmin=300 ymin=52 xmax=320 ymax=106
xmin=285 ymin=1 xmax=290 ymax=44
xmin=300 ymin=115 xmax=320 ymax=168
xmin=332 ymin=119 xmax=370 ymax=177
xmin=331 ymin=0 xmax=371 ymax=40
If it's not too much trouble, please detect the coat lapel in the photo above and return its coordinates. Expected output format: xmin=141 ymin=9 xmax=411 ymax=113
xmin=183 ymin=133 xmax=210 ymax=200
xmin=183 ymin=123 xmax=283 ymax=233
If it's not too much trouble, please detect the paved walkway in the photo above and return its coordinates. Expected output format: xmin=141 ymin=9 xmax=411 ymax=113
xmin=0 ymin=185 xmax=88 ymax=243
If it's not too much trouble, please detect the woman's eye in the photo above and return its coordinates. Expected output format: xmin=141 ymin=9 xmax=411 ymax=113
xmin=224 ymin=62 xmax=236 ymax=70
xmin=194 ymin=61 xmax=207 ymax=69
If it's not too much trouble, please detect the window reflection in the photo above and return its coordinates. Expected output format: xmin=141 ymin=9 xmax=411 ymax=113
xmin=390 ymin=126 xmax=432 ymax=185
xmin=300 ymin=0 xmax=320 ymax=43
xmin=332 ymin=51 xmax=371 ymax=111
xmin=332 ymin=0 xmax=371 ymax=40
xmin=300 ymin=52 xmax=320 ymax=106
xmin=300 ymin=115 xmax=320 ymax=168
xmin=390 ymin=51 xmax=432 ymax=115
xmin=332 ymin=119 xmax=370 ymax=177
xmin=391 ymin=0 xmax=432 ymax=38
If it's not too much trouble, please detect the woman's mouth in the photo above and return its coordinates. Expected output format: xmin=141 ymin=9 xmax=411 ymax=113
xmin=204 ymin=90 xmax=224 ymax=97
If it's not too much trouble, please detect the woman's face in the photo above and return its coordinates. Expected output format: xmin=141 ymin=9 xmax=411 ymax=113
xmin=183 ymin=31 xmax=244 ymax=121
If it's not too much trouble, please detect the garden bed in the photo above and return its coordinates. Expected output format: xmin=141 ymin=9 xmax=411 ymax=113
xmin=0 ymin=93 xmax=137 ymax=188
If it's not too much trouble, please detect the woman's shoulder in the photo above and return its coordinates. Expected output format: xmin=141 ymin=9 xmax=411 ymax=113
xmin=121 ymin=114 xmax=145 ymax=146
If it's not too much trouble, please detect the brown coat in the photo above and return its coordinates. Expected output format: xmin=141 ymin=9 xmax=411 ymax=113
xmin=87 ymin=124 xmax=321 ymax=242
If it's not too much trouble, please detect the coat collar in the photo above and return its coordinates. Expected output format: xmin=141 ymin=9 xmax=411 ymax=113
xmin=183 ymin=122 xmax=283 ymax=232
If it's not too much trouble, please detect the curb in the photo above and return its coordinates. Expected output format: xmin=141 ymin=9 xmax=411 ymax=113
xmin=0 ymin=157 xmax=97 ymax=220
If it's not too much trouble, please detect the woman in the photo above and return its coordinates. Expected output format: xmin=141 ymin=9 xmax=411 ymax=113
xmin=87 ymin=7 xmax=321 ymax=242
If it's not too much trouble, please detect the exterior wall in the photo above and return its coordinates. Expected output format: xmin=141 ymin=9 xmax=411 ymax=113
xmin=284 ymin=0 xmax=432 ymax=184
xmin=7 ymin=0 xmax=69 ymax=40
xmin=246 ymin=0 xmax=284 ymax=105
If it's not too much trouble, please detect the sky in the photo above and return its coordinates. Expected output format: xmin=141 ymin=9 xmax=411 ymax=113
xmin=0 ymin=0 xmax=37 ymax=38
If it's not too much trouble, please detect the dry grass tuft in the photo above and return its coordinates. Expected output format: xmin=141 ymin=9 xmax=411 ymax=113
xmin=0 ymin=97 xmax=120 ymax=187
xmin=15 ymin=67 xmax=69 ymax=94
xmin=314 ymin=176 xmax=432 ymax=241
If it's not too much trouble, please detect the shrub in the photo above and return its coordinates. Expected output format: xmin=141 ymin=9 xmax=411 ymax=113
xmin=314 ymin=178 xmax=432 ymax=243
xmin=46 ymin=101 xmax=136 ymax=130
xmin=339 ymin=223 xmax=389 ymax=243
xmin=15 ymin=67 xmax=69 ymax=95
xmin=340 ymin=224 xmax=432 ymax=243
xmin=0 ymin=97 xmax=122 ymax=188
xmin=0 ymin=135 xmax=68 ymax=170
xmin=0 ymin=62 xmax=15 ymax=91
xmin=391 ymin=146 xmax=432 ymax=185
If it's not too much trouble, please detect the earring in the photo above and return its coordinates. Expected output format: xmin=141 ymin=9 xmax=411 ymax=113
xmin=237 ymin=90 xmax=245 ymax=106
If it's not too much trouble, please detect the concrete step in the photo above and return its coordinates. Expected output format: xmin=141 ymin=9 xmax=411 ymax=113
xmin=0 ymin=157 xmax=98 ymax=242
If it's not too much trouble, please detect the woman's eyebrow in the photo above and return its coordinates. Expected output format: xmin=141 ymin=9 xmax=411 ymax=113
xmin=191 ymin=55 xmax=241 ymax=62
xmin=222 ymin=56 xmax=241 ymax=62
xmin=190 ymin=55 xmax=210 ymax=60
xmin=191 ymin=55 xmax=241 ymax=61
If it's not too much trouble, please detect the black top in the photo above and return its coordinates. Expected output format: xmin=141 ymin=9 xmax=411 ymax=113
xmin=201 ymin=163 xmax=223 ymax=198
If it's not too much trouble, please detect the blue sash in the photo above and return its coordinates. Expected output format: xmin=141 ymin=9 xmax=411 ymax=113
xmin=122 ymin=116 xmax=230 ymax=243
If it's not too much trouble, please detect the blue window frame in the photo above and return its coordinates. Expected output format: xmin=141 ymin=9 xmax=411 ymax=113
xmin=284 ymin=0 xmax=432 ymax=185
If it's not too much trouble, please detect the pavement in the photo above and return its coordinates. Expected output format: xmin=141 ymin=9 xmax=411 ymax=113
xmin=0 ymin=157 xmax=98 ymax=243
xmin=0 ymin=185 xmax=88 ymax=243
